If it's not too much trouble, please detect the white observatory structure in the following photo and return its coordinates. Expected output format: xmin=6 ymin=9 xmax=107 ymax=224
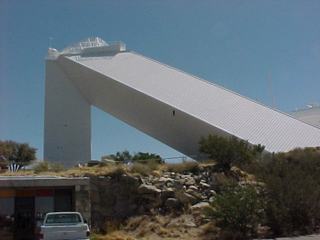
xmin=291 ymin=104 xmax=320 ymax=129
xmin=44 ymin=37 xmax=320 ymax=167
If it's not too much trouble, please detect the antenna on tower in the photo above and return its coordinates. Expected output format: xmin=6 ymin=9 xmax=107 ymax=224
xmin=49 ymin=37 xmax=53 ymax=48
xmin=268 ymin=71 xmax=276 ymax=108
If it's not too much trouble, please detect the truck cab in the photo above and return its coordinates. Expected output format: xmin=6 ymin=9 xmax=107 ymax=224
xmin=39 ymin=212 xmax=90 ymax=240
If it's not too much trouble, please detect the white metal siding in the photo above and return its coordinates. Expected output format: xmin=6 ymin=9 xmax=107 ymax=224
xmin=65 ymin=52 xmax=320 ymax=153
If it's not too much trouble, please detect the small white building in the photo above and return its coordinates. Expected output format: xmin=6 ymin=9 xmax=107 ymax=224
xmin=291 ymin=105 xmax=320 ymax=129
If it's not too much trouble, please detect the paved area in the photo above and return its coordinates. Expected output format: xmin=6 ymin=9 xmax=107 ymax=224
xmin=260 ymin=235 xmax=320 ymax=240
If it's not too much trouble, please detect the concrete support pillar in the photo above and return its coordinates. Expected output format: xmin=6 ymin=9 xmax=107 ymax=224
xmin=44 ymin=60 xmax=91 ymax=167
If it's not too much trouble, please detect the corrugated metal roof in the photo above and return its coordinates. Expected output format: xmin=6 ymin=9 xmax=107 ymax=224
xmin=67 ymin=51 xmax=320 ymax=153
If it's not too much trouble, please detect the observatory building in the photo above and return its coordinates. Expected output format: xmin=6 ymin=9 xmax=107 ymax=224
xmin=44 ymin=37 xmax=320 ymax=167
xmin=291 ymin=105 xmax=320 ymax=129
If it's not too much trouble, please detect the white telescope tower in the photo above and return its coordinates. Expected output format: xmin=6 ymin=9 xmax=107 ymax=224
xmin=44 ymin=37 xmax=320 ymax=167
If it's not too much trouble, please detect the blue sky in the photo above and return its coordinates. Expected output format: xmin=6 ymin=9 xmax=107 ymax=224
xmin=1 ymin=0 xmax=320 ymax=160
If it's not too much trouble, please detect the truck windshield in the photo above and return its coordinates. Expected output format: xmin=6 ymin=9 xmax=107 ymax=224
xmin=45 ymin=214 xmax=81 ymax=224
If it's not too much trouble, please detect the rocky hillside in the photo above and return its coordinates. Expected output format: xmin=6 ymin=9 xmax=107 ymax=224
xmin=1 ymin=160 xmax=258 ymax=239
xmin=88 ymin=162 xmax=258 ymax=239
xmin=3 ymin=147 xmax=320 ymax=239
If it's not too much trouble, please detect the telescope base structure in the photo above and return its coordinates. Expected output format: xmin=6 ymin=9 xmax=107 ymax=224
xmin=44 ymin=61 xmax=91 ymax=167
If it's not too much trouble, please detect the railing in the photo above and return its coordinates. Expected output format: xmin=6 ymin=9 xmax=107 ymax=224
xmin=62 ymin=37 xmax=108 ymax=54
xmin=61 ymin=38 xmax=126 ymax=56
xmin=163 ymin=156 xmax=188 ymax=163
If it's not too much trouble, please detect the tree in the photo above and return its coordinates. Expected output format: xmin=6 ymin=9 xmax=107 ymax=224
xmin=102 ymin=150 xmax=132 ymax=162
xmin=0 ymin=140 xmax=36 ymax=164
xmin=102 ymin=150 xmax=163 ymax=163
xmin=199 ymin=135 xmax=264 ymax=171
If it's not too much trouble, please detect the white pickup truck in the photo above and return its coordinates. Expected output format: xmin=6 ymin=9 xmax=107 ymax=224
xmin=39 ymin=212 xmax=90 ymax=240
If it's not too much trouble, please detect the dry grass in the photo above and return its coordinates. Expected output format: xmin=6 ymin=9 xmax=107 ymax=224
xmin=33 ymin=161 xmax=65 ymax=173
xmin=129 ymin=161 xmax=160 ymax=176
xmin=91 ymin=232 xmax=136 ymax=240
xmin=92 ymin=210 xmax=220 ymax=239
xmin=0 ymin=160 xmax=216 ymax=179
xmin=164 ymin=161 xmax=200 ymax=174
xmin=94 ymin=214 xmax=206 ymax=240
xmin=200 ymin=222 xmax=219 ymax=239
xmin=0 ymin=164 xmax=127 ymax=177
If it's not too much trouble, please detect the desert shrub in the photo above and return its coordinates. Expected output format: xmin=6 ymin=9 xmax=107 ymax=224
xmin=33 ymin=161 xmax=64 ymax=173
xmin=252 ymin=147 xmax=320 ymax=236
xmin=107 ymin=166 xmax=127 ymax=179
xmin=130 ymin=161 xmax=160 ymax=176
xmin=199 ymin=135 xmax=264 ymax=171
xmin=99 ymin=159 xmax=117 ymax=166
xmin=165 ymin=161 xmax=199 ymax=174
xmin=208 ymin=184 xmax=265 ymax=239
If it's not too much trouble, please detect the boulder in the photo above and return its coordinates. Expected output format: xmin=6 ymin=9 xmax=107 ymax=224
xmin=209 ymin=196 xmax=215 ymax=203
xmin=176 ymin=192 xmax=198 ymax=205
xmin=186 ymin=189 xmax=202 ymax=200
xmin=190 ymin=202 xmax=211 ymax=213
xmin=158 ymin=177 xmax=175 ymax=183
xmin=188 ymin=185 xmax=198 ymax=191
xmin=138 ymin=184 xmax=161 ymax=195
xmin=209 ymin=190 xmax=216 ymax=195
xmin=162 ymin=187 xmax=175 ymax=199
xmin=184 ymin=220 xmax=197 ymax=228
xmin=200 ymin=181 xmax=210 ymax=188
xmin=165 ymin=198 xmax=181 ymax=210
xmin=185 ymin=178 xmax=196 ymax=186
xmin=120 ymin=174 xmax=141 ymax=187
xmin=177 ymin=179 xmax=186 ymax=185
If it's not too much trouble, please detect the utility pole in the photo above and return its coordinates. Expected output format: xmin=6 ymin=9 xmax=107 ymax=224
xmin=49 ymin=37 xmax=53 ymax=48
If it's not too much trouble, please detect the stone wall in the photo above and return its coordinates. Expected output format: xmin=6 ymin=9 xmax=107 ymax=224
xmin=88 ymin=165 xmax=253 ymax=231
xmin=90 ymin=174 xmax=144 ymax=230
xmin=75 ymin=183 xmax=91 ymax=224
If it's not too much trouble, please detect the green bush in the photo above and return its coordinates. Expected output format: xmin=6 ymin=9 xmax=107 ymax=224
xmin=102 ymin=150 xmax=163 ymax=163
xmin=132 ymin=152 xmax=163 ymax=163
xmin=199 ymin=135 xmax=264 ymax=171
xmin=248 ymin=147 xmax=320 ymax=236
xmin=208 ymin=184 xmax=265 ymax=239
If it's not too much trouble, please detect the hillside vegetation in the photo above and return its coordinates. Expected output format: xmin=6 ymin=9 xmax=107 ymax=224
xmin=1 ymin=137 xmax=320 ymax=239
